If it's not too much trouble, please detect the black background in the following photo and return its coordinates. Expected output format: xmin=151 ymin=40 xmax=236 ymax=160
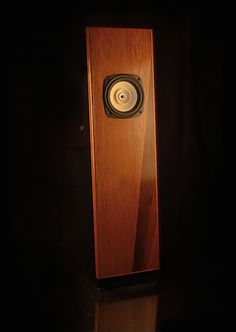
xmin=11 ymin=3 xmax=224 ymax=331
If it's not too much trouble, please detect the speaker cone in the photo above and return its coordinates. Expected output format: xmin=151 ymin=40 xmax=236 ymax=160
xmin=103 ymin=74 xmax=144 ymax=118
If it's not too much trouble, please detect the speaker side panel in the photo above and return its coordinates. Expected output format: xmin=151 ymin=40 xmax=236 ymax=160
xmin=86 ymin=27 xmax=159 ymax=278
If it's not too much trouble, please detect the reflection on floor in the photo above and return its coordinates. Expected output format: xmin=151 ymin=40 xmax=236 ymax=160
xmin=95 ymin=286 xmax=158 ymax=331
xmin=12 ymin=249 xmax=222 ymax=332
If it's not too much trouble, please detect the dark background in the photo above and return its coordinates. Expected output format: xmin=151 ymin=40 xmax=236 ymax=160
xmin=11 ymin=4 xmax=223 ymax=331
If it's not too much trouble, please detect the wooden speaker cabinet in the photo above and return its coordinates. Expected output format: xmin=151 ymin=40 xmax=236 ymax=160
xmin=86 ymin=27 xmax=159 ymax=279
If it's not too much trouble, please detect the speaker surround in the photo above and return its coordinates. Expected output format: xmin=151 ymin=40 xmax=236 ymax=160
xmin=103 ymin=74 xmax=144 ymax=118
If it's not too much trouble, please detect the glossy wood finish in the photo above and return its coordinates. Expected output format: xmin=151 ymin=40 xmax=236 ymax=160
xmin=86 ymin=27 xmax=159 ymax=278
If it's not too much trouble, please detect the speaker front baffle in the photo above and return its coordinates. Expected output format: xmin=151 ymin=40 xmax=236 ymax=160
xmin=86 ymin=27 xmax=160 ymax=279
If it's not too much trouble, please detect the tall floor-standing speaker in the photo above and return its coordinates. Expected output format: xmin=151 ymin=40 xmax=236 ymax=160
xmin=86 ymin=27 xmax=159 ymax=279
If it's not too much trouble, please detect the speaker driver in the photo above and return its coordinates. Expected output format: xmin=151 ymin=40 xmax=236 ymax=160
xmin=103 ymin=74 xmax=144 ymax=118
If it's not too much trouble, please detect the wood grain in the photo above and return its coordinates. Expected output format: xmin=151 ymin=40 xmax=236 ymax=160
xmin=86 ymin=27 xmax=159 ymax=278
